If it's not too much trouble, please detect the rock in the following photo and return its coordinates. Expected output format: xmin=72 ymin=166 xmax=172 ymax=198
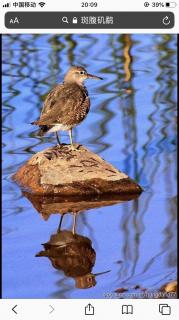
xmin=160 ymin=281 xmax=177 ymax=293
xmin=12 ymin=144 xmax=142 ymax=196
xmin=115 ymin=287 xmax=128 ymax=293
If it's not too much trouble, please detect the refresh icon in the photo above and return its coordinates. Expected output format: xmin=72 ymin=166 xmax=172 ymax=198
xmin=162 ymin=16 xmax=171 ymax=26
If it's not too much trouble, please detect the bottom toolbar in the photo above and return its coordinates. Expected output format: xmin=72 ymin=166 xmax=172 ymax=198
xmin=0 ymin=299 xmax=178 ymax=320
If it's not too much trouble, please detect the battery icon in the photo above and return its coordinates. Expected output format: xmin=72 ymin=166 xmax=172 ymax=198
xmin=165 ymin=2 xmax=177 ymax=7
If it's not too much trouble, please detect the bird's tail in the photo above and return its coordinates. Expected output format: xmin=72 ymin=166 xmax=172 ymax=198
xmin=31 ymin=119 xmax=41 ymax=125
xmin=31 ymin=120 xmax=49 ymax=137
xmin=37 ymin=126 xmax=49 ymax=137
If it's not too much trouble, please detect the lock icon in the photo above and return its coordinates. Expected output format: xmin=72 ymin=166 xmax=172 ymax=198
xmin=72 ymin=17 xmax=78 ymax=24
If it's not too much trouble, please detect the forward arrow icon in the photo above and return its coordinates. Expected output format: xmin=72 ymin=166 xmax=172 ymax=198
xmin=49 ymin=305 xmax=55 ymax=314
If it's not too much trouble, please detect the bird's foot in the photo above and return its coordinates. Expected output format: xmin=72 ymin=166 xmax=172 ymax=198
xmin=56 ymin=143 xmax=62 ymax=148
xmin=71 ymin=144 xmax=81 ymax=151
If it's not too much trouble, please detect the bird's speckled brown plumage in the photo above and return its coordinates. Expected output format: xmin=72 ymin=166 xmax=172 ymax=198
xmin=32 ymin=66 xmax=103 ymax=146
xmin=35 ymin=83 xmax=90 ymax=129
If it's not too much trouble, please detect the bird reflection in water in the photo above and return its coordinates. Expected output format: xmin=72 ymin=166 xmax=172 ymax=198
xmin=36 ymin=213 xmax=110 ymax=289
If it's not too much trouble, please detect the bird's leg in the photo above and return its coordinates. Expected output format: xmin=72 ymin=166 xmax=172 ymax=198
xmin=72 ymin=212 xmax=77 ymax=235
xmin=69 ymin=129 xmax=80 ymax=151
xmin=69 ymin=128 xmax=73 ymax=145
xmin=55 ymin=131 xmax=61 ymax=145
xmin=69 ymin=128 xmax=75 ymax=150
xmin=57 ymin=214 xmax=64 ymax=233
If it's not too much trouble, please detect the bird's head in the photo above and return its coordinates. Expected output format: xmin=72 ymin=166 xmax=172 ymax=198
xmin=64 ymin=66 xmax=103 ymax=85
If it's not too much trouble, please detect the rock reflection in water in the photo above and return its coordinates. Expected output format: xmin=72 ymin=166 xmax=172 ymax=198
xmin=22 ymin=191 xmax=140 ymax=220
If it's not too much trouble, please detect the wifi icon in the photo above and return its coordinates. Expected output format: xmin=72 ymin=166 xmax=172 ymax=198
xmin=38 ymin=2 xmax=45 ymax=7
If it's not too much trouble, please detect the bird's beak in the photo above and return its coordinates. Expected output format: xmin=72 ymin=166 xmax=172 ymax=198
xmin=87 ymin=73 xmax=103 ymax=80
xmin=93 ymin=270 xmax=111 ymax=276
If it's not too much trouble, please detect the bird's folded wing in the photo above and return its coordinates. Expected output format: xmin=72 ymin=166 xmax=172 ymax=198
xmin=35 ymin=85 xmax=85 ymax=126
xmin=41 ymin=84 xmax=63 ymax=115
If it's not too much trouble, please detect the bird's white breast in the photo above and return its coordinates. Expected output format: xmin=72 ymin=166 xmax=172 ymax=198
xmin=48 ymin=124 xmax=70 ymax=133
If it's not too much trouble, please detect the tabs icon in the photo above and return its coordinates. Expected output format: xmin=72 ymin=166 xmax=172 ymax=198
xmin=159 ymin=304 xmax=171 ymax=315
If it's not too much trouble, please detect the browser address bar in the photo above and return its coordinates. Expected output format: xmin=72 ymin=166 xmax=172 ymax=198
xmin=5 ymin=11 xmax=175 ymax=29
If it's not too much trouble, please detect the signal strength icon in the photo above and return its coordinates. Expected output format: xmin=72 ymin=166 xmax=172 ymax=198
xmin=3 ymin=3 xmax=11 ymax=7
xmin=38 ymin=2 xmax=46 ymax=7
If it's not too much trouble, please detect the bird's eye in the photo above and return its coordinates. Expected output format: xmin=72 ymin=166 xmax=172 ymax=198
xmin=80 ymin=71 xmax=85 ymax=75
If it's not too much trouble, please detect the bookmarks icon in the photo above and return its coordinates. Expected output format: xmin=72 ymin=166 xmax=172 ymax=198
xmin=122 ymin=305 xmax=133 ymax=314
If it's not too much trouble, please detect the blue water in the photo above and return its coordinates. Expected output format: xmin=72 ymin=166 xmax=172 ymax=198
xmin=2 ymin=34 xmax=177 ymax=298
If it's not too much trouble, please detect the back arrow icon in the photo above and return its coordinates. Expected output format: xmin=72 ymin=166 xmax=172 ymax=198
xmin=49 ymin=305 xmax=55 ymax=314
xmin=12 ymin=305 xmax=18 ymax=314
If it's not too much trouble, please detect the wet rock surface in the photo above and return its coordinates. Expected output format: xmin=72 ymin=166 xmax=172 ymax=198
xmin=13 ymin=144 xmax=143 ymax=196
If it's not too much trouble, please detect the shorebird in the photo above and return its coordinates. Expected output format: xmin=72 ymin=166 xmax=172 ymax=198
xmin=32 ymin=66 xmax=103 ymax=148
